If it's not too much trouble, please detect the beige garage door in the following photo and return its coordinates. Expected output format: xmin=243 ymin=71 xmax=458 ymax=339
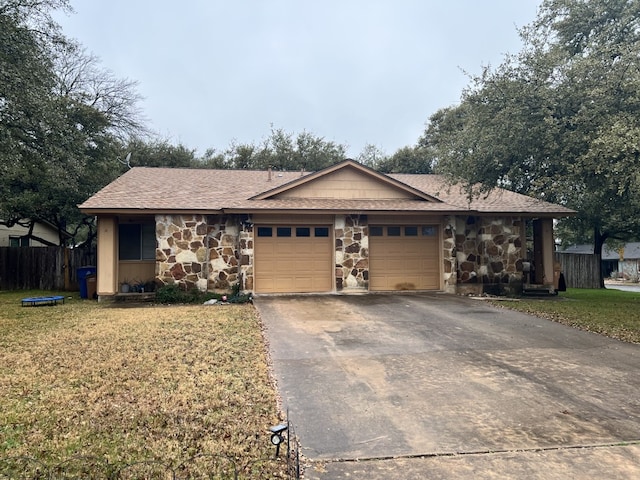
xmin=254 ymin=225 xmax=333 ymax=293
xmin=369 ymin=225 xmax=440 ymax=291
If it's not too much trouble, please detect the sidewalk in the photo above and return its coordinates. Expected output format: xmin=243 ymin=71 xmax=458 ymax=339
xmin=302 ymin=444 xmax=640 ymax=479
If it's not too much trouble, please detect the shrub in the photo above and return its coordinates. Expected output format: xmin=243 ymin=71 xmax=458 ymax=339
xmin=154 ymin=284 xmax=251 ymax=305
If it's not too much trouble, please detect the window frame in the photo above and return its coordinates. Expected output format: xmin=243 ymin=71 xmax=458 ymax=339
xmin=119 ymin=223 xmax=156 ymax=261
xmin=9 ymin=236 xmax=29 ymax=247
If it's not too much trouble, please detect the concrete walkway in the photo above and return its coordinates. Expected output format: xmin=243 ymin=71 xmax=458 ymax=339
xmin=255 ymin=293 xmax=640 ymax=479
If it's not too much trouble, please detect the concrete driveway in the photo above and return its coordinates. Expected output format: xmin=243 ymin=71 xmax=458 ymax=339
xmin=255 ymin=293 xmax=640 ymax=479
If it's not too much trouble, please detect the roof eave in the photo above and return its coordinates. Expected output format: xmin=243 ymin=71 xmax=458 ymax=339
xmin=79 ymin=208 xmax=224 ymax=216
xmin=223 ymin=207 xmax=467 ymax=215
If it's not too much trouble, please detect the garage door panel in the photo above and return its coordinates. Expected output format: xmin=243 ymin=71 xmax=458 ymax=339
xmin=370 ymin=225 xmax=440 ymax=291
xmin=255 ymin=225 xmax=332 ymax=293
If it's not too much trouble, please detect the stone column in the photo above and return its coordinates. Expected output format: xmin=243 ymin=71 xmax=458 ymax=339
xmin=335 ymin=214 xmax=369 ymax=291
xmin=238 ymin=222 xmax=254 ymax=292
xmin=443 ymin=216 xmax=457 ymax=293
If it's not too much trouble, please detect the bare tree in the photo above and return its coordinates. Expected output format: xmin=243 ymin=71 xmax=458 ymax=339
xmin=54 ymin=41 xmax=149 ymax=140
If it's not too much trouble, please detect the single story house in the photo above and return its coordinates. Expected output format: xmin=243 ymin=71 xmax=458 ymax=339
xmin=561 ymin=243 xmax=640 ymax=280
xmin=79 ymin=159 xmax=575 ymax=300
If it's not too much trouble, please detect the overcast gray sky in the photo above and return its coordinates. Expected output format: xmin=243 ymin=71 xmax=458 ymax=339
xmin=56 ymin=1 xmax=541 ymax=158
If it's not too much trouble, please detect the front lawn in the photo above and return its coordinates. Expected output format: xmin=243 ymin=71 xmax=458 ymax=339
xmin=0 ymin=291 xmax=287 ymax=478
xmin=492 ymin=288 xmax=640 ymax=344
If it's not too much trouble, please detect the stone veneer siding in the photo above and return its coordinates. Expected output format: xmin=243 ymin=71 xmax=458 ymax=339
xmin=205 ymin=217 xmax=241 ymax=291
xmin=154 ymin=213 xmax=523 ymax=295
xmin=156 ymin=214 xmax=248 ymax=292
xmin=443 ymin=217 xmax=457 ymax=293
xmin=237 ymin=221 xmax=254 ymax=292
xmin=453 ymin=215 xmax=524 ymax=295
xmin=335 ymin=214 xmax=369 ymax=291
xmin=156 ymin=214 xmax=209 ymax=291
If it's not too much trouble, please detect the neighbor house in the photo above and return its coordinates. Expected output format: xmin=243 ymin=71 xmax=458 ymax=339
xmin=0 ymin=219 xmax=66 ymax=247
xmin=561 ymin=243 xmax=640 ymax=280
xmin=79 ymin=160 xmax=575 ymax=300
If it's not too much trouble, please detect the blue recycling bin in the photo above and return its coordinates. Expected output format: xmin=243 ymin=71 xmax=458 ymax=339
xmin=77 ymin=266 xmax=97 ymax=298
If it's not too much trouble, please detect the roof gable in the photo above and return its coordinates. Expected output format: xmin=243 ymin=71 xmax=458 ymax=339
xmin=251 ymin=160 xmax=440 ymax=202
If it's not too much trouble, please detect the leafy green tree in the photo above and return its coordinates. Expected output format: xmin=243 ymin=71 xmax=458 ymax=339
xmin=200 ymin=148 xmax=227 ymax=169
xmin=124 ymin=138 xmax=197 ymax=168
xmin=426 ymin=0 xmax=640 ymax=284
xmin=0 ymin=0 xmax=145 ymax=246
xmin=1 ymin=0 xmax=73 ymax=242
xmin=376 ymin=145 xmax=435 ymax=174
xmin=356 ymin=143 xmax=387 ymax=170
xmin=217 ymin=127 xmax=347 ymax=171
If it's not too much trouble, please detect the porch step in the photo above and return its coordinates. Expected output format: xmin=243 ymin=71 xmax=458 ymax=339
xmin=114 ymin=292 xmax=156 ymax=303
xmin=522 ymin=284 xmax=557 ymax=296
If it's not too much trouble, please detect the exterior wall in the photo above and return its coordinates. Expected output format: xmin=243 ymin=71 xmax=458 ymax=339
xmin=156 ymin=214 xmax=210 ymax=291
xmin=205 ymin=217 xmax=241 ymax=291
xmin=276 ymin=169 xmax=414 ymax=200
xmin=97 ymin=216 xmax=118 ymax=296
xmin=618 ymin=259 xmax=640 ymax=281
xmin=443 ymin=217 xmax=457 ymax=293
xmin=238 ymin=223 xmax=254 ymax=291
xmin=0 ymin=221 xmax=61 ymax=246
xmin=453 ymin=215 xmax=524 ymax=295
xmin=156 ymin=214 xmax=248 ymax=292
xmin=148 ymin=212 xmax=528 ymax=296
xmin=118 ymin=261 xmax=155 ymax=287
xmin=539 ymin=218 xmax=555 ymax=286
xmin=335 ymin=214 xmax=369 ymax=291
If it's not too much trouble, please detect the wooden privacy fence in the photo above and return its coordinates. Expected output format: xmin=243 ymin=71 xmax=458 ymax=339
xmin=555 ymin=252 xmax=602 ymax=289
xmin=0 ymin=247 xmax=96 ymax=291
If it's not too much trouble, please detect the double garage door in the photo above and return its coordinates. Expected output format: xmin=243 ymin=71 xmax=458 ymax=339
xmin=254 ymin=224 xmax=440 ymax=293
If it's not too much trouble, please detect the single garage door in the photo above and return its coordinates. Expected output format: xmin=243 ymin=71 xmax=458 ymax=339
xmin=369 ymin=225 xmax=440 ymax=291
xmin=254 ymin=225 xmax=333 ymax=293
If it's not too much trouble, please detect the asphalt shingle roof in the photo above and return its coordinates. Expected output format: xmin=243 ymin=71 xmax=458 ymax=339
xmin=79 ymin=165 xmax=575 ymax=216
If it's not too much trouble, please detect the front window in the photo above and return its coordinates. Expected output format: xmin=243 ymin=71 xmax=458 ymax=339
xmin=9 ymin=236 xmax=29 ymax=247
xmin=119 ymin=223 xmax=156 ymax=260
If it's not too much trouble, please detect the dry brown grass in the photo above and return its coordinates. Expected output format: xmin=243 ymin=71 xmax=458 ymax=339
xmin=0 ymin=291 xmax=287 ymax=478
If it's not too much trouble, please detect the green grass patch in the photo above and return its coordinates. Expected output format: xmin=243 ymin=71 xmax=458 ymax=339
xmin=492 ymin=288 xmax=640 ymax=344
xmin=0 ymin=290 xmax=286 ymax=478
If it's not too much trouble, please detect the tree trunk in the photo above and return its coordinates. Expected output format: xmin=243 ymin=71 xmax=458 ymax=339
xmin=593 ymin=228 xmax=607 ymax=288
